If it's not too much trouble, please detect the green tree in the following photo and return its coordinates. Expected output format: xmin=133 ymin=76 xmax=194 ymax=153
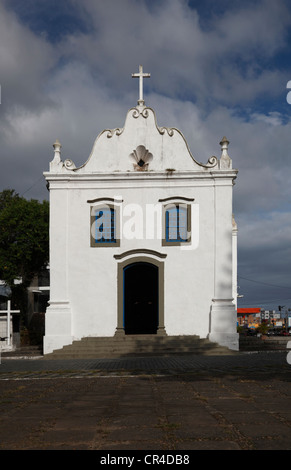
xmin=0 ymin=189 xmax=49 ymax=309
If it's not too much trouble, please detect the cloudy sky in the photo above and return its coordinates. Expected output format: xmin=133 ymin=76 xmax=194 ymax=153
xmin=1 ymin=0 xmax=291 ymax=311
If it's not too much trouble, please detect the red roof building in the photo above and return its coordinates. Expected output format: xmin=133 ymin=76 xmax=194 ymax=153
xmin=237 ymin=308 xmax=261 ymax=315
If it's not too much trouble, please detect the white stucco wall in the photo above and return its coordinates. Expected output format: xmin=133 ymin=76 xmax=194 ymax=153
xmin=43 ymin=104 xmax=238 ymax=353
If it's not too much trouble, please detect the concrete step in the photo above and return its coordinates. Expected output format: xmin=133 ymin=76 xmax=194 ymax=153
xmin=43 ymin=335 xmax=237 ymax=359
xmin=1 ymin=345 xmax=43 ymax=357
xmin=239 ymin=335 xmax=290 ymax=351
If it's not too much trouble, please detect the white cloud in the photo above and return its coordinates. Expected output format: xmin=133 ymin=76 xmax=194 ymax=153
xmin=57 ymin=0 xmax=291 ymax=106
xmin=250 ymin=112 xmax=285 ymax=127
xmin=238 ymin=210 xmax=291 ymax=250
xmin=213 ymin=0 xmax=290 ymax=57
xmin=0 ymin=3 xmax=55 ymax=114
xmin=1 ymin=0 xmax=291 ymax=306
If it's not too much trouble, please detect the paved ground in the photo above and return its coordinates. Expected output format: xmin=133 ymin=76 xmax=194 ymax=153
xmin=0 ymin=351 xmax=291 ymax=451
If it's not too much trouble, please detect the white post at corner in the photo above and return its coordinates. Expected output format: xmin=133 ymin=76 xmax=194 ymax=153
xmin=7 ymin=300 xmax=11 ymax=346
xmin=0 ymin=301 xmax=20 ymax=348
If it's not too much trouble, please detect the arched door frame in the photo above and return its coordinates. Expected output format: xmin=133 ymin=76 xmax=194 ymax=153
xmin=115 ymin=255 xmax=166 ymax=336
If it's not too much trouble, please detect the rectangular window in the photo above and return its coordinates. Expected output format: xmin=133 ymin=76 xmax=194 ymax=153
xmin=166 ymin=206 xmax=188 ymax=242
xmin=95 ymin=208 xmax=116 ymax=243
xmin=163 ymin=203 xmax=191 ymax=246
xmin=90 ymin=205 xmax=120 ymax=247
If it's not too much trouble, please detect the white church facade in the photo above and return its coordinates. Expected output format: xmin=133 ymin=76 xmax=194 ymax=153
xmin=43 ymin=66 xmax=239 ymax=354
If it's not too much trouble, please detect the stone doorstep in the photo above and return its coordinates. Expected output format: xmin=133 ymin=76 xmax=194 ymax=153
xmin=42 ymin=352 xmax=234 ymax=360
xmin=239 ymin=335 xmax=290 ymax=351
xmin=1 ymin=345 xmax=43 ymax=358
xmin=42 ymin=335 xmax=237 ymax=359
xmin=3 ymin=336 xmax=240 ymax=359
xmin=61 ymin=342 xmax=215 ymax=352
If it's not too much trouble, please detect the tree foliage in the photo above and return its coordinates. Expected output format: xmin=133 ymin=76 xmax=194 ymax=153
xmin=0 ymin=189 xmax=49 ymax=292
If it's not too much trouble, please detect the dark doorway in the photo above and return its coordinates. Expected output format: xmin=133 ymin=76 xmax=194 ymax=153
xmin=123 ymin=262 xmax=158 ymax=334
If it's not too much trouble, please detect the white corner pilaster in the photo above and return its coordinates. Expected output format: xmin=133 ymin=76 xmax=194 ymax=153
xmin=43 ymin=179 xmax=73 ymax=354
xmin=209 ymin=299 xmax=239 ymax=350
xmin=43 ymin=301 xmax=72 ymax=354
xmin=209 ymin=162 xmax=239 ymax=351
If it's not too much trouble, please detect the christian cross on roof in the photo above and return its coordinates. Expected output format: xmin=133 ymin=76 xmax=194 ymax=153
xmin=132 ymin=65 xmax=150 ymax=106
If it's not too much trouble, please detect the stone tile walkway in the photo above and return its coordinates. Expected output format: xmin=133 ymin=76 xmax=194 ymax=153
xmin=0 ymin=352 xmax=290 ymax=450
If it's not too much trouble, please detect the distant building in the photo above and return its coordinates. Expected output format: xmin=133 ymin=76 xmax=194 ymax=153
xmin=237 ymin=307 xmax=290 ymax=329
xmin=237 ymin=308 xmax=261 ymax=328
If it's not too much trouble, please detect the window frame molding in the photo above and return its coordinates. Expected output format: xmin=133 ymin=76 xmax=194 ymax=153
xmin=159 ymin=197 xmax=194 ymax=247
xmin=89 ymin=200 xmax=121 ymax=248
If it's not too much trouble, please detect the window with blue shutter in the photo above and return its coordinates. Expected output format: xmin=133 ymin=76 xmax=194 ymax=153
xmin=166 ymin=205 xmax=188 ymax=242
xmin=95 ymin=207 xmax=116 ymax=244
xmin=163 ymin=204 xmax=190 ymax=245
xmin=90 ymin=199 xmax=121 ymax=248
xmin=92 ymin=206 xmax=117 ymax=246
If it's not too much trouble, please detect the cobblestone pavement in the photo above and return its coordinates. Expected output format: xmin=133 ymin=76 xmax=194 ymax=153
xmin=0 ymin=352 xmax=291 ymax=451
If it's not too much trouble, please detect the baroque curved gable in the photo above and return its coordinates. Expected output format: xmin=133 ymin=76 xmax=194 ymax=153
xmin=49 ymin=105 xmax=223 ymax=174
